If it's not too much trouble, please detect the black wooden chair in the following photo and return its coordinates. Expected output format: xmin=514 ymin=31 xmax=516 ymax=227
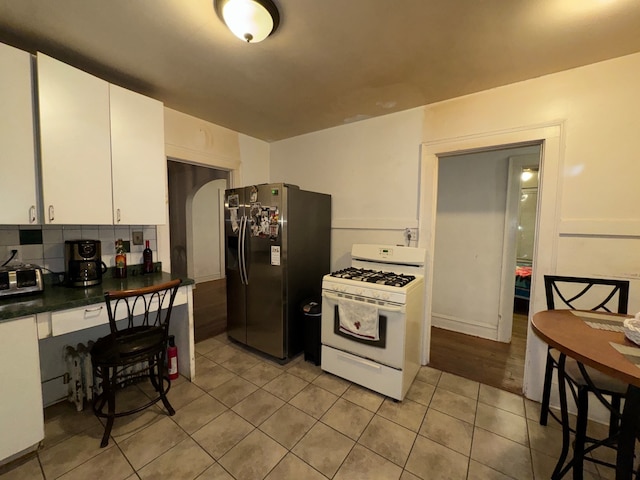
xmin=91 ymin=279 xmax=182 ymax=447
xmin=540 ymin=275 xmax=630 ymax=478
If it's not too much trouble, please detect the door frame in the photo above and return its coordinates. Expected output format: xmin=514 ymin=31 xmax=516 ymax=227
xmin=497 ymin=154 xmax=541 ymax=342
xmin=418 ymin=122 xmax=563 ymax=399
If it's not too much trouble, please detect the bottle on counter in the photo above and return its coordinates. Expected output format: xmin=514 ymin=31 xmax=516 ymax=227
xmin=115 ymin=239 xmax=127 ymax=279
xmin=143 ymin=240 xmax=154 ymax=274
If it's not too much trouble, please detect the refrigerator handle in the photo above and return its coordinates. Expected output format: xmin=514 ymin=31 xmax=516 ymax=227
xmin=239 ymin=215 xmax=249 ymax=285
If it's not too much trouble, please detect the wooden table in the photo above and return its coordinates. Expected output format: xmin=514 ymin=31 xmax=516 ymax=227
xmin=532 ymin=310 xmax=638 ymax=480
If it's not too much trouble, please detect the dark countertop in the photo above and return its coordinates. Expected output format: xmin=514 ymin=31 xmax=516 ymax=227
xmin=0 ymin=271 xmax=193 ymax=323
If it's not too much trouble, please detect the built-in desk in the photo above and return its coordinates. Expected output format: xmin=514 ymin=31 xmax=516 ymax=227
xmin=0 ymin=272 xmax=195 ymax=466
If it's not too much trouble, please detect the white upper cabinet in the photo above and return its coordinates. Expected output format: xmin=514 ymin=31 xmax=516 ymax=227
xmin=0 ymin=43 xmax=38 ymax=225
xmin=37 ymin=53 xmax=113 ymax=224
xmin=110 ymin=84 xmax=167 ymax=225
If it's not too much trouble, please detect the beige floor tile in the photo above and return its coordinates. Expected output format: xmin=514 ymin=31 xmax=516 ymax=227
xmin=172 ymin=393 xmax=228 ymax=434
xmin=209 ymin=376 xmax=258 ymax=407
xmin=38 ymin=425 xmax=112 ymax=479
xmin=526 ymin=418 xmax=566 ymax=457
xmin=192 ymin=364 xmax=237 ymax=393
xmin=358 ymin=415 xmax=416 ymax=466
xmin=42 ymin=401 xmax=102 ymax=450
xmin=405 ymin=435 xmax=469 ymax=480
xmin=286 ymin=359 xmax=323 ymax=382
xmin=289 ymin=384 xmax=338 ymax=419
xmin=524 ymin=398 xmax=542 ymax=422
xmin=0 ymin=457 xmax=43 ymax=480
xmin=429 ymin=388 xmax=477 ymax=424
xmin=475 ymin=403 xmax=529 ymax=446
xmin=467 ymin=459 xmax=515 ymax=479
xmin=377 ymin=398 xmax=427 ymax=432
xmin=195 ymin=463 xmax=234 ymax=480
xmin=57 ymin=444 xmax=134 ymax=480
xmin=334 ymin=444 xmax=403 ymax=480
xmin=312 ymin=372 xmax=351 ymax=396
xmin=213 ymin=333 xmax=231 ymax=345
xmin=292 ymin=422 xmax=355 ymax=478
xmin=416 ymin=366 xmax=442 ymax=386
xmin=420 ymin=409 xmax=474 ymax=456
xmin=204 ymin=344 xmax=240 ymax=364
xmin=220 ymin=350 xmax=260 ymax=375
xmin=320 ymin=397 xmax=374 ymax=440
xmin=478 ymin=384 xmax=526 ymax=417
xmin=262 ymin=372 xmax=309 ymax=401
xmin=163 ymin=379 xmax=206 ymax=410
xmin=191 ymin=410 xmax=254 ymax=459
xmin=106 ymin=405 xmax=165 ymax=444
xmin=240 ymin=361 xmax=284 ymax=387
xmin=406 ymin=379 xmax=436 ymax=406
xmin=264 ymin=453 xmax=328 ymax=479
xmin=137 ymin=437 xmax=214 ymax=480
xmin=195 ymin=355 xmax=218 ymax=374
xmin=195 ymin=337 xmax=224 ymax=356
xmin=342 ymin=384 xmax=385 ymax=412
xmin=437 ymin=372 xmax=480 ymax=400
xmin=400 ymin=471 xmax=422 ymax=480
xmin=470 ymin=427 xmax=533 ymax=480
xmin=118 ymin=416 xmax=188 ymax=470
xmin=219 ymin=429 xmax=287 ymax=480
xmin=231 ymin=389 xmax=285 ymax=426
xmin=259 ymin=404 xmax=317 ymax=449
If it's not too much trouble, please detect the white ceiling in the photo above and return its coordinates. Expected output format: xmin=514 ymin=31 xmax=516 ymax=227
xmin=1 ymin=0 xmax=640 ymax=142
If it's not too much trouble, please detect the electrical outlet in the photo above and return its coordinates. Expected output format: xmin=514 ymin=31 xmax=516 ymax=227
xmin=404 ymin=228 xmax=419 ymax=245
xmin=5 ymin=246 xmax=21 ymax=262
xmin=132 ymin=231 xmax=144 ymax=245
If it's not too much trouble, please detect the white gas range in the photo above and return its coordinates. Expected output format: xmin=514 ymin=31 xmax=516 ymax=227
xmin=321 ymin=244 xmax=426 ymax=401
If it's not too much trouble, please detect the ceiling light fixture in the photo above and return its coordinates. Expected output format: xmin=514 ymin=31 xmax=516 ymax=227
xmin=214 ymin=0 xmax=280 ymax=43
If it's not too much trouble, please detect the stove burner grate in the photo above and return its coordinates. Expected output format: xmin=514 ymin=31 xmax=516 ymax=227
xmin=330 ymin=267 xmax=415 ymax=287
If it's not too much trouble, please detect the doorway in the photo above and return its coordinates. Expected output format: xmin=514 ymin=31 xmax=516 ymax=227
xmin=167 ymin=160 xmax=229 ymax=342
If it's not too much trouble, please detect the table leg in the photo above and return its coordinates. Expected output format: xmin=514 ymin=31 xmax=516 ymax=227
xmin=616 ymin=385 xmax=640 ymax=480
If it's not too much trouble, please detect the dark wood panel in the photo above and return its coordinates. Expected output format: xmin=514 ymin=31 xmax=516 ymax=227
xmin=193 ymin=278 xmax=227 ymax=343
xmin=428 ymin=314 xmax=528 ymax=394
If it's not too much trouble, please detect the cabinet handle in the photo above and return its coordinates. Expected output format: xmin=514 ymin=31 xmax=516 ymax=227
xmin=29 ymin=205 xmax=36 ymax=224
xmin=48 ymin=205 xmax=55 ymax=222
xmin=116 ymin=208 xmax=121 ymax=223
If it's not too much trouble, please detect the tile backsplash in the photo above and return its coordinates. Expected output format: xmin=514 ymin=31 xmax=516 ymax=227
xmin=0 ymin=225 xmax=157 ymax=274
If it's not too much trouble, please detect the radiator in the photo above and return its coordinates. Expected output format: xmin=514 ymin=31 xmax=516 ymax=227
xmin=64 ymin=342 xmax=95 ymax=412
xmin=64 ymin=342 xmax=150 ymax=411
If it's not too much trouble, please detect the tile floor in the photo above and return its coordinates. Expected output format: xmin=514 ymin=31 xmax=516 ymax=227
xmin=0 ymin=334 xmax=619 ymax=480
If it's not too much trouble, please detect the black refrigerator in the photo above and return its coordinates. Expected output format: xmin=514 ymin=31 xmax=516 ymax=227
xmin=224 ymin=183 xmax=331 ymax=361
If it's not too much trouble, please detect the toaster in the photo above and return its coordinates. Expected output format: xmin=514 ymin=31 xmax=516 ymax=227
xmin=0 ymin=263 xmax=44 ymax=298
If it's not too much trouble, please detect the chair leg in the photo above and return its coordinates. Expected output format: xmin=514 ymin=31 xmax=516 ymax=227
xmin=149 ymin=353 xmax=175 ymax=416
xmin=100 ymin=367 xmax=116 ymax=448
xmin=552 ymin=355 xmax=571 ymax=480
xmin=573 ymin=387 xmax=588 ymax=480
xmin=608 ymin=395 xmax=621 ymax=438
xmin=540 ymin=350 xmax=555 ymax=426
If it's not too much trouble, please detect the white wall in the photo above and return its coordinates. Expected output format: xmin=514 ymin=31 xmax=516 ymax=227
xmin=422 ymin=52 xmax=640 ymax=405
xmin=239 ymin=134 xmax=270 ymax=186
xmin=270 ymin=108 xmax=424 ymax=270
xmin=432 ymin=146 xmax=539 ymax=339
xmin=189 ymin=179 xmax=227 ymax=282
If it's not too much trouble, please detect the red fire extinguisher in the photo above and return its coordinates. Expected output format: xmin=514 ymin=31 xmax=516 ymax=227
xmin=167 ymin=335 xmax=179 ymax=380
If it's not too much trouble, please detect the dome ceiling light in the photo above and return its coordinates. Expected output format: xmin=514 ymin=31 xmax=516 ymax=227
xmin=214 ymin=0 xmax=280 ymax=43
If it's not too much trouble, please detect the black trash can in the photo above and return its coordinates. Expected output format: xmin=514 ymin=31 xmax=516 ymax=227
xmin=301 ymin=300 xmax=322 ymax=365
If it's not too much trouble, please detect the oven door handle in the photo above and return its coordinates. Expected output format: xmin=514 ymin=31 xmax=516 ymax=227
xmin=322 ymin=292 xmax=404 ymax=313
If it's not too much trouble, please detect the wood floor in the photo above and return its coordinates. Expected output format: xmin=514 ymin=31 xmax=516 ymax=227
xmin=194 ymin=281 xmax=529 ymax=395
xmin=428 ymin=313 xmax=528 ymax=394
xmin=193 ymin=278 xmax=227 ymax=343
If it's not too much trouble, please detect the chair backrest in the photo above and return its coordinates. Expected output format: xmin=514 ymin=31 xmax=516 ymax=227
xmin=544 ymin=275 xmax=629 ymax=314
xmin=104 ymin=279 xmax=182 ymax=336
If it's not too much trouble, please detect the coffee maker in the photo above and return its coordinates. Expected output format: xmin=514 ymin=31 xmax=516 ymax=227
xmin=65 ymin=240 xmax=106 ymax=287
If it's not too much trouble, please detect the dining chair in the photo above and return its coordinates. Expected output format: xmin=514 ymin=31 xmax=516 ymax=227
xmin=90 ymin=279 xmax=182 ymax=447
xmin=540 ymin=275 xmax=630 ymax=478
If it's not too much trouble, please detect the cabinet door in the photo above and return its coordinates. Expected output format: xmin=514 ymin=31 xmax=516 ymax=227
xmin=110 ymin=84 xmax=167 ymax=225
xmin=0 ymin=316 xmax=44 ymax=461
xmin=0 ymin=43 xmax=38 ymax=225
xmin=37 ymin=53 xmax=113 ymax=224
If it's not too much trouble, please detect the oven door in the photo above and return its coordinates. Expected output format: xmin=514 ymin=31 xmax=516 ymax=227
xmin=321 ymin=290 xmax=406 ymax=369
